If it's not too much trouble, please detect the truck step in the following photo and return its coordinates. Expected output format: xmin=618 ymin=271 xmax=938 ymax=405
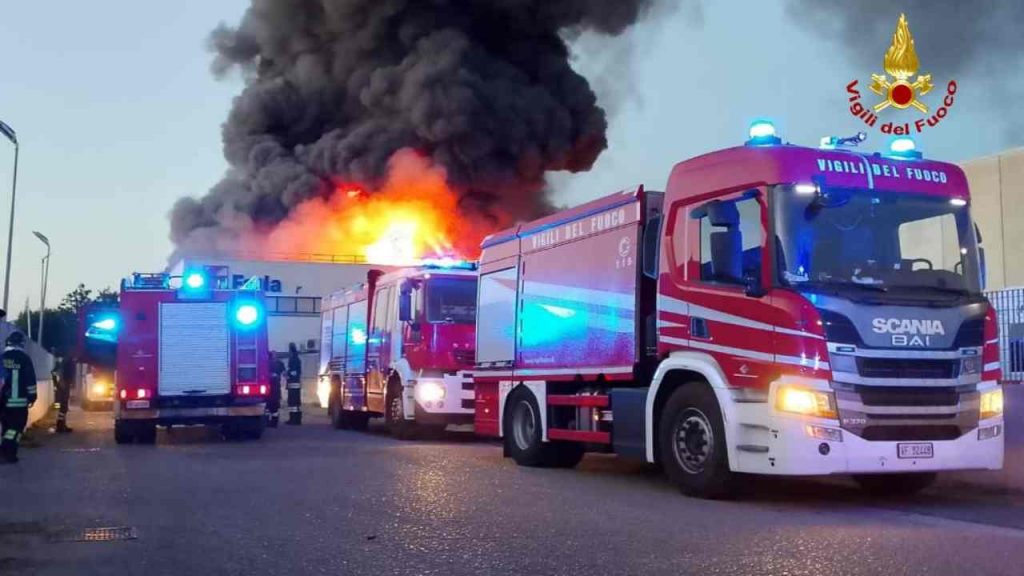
xmin=548 ymin=428 xmax=611 ymax=444
xmin=736 ymin=444 xmax=770 ymax=453
xmin=547 ymin=395 xmax=609 ymax=408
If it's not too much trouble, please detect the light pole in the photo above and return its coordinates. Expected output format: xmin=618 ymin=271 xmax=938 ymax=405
xmin=0 ymin=120 xmax=18 ymax=312
xmin=33 ymin=231 xmax=50 ymax=346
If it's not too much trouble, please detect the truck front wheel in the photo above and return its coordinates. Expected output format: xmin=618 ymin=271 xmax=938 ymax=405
xmin=658 ymin=384 xmax=736 ymax=499
xmin=329 ymin=392 xmax=350 ymax=430
xmin=853 ymin=472 xmax=937 ymax=497
xmin=387 ymin=389 xmax=415 ymax=440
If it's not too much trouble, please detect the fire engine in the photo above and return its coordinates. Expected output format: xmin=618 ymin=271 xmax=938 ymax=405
xmin=110 ymin=270 xmax=270 ymax=444
xmin=473 ymin=122 xmax=1004 ymax=498
xmin=77 ymin=303 xmax=118 ymax=410
xmin=319 ymin=261 xmax=477 ymax=438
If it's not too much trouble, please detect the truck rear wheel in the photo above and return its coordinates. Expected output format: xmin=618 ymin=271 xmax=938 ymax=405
xmin=504 ymin=387 xmax=585 ymax=468
xmin=114 ymin=420 xmax=134 ymax=444
xmin=658 ymin=384 xmax=736 ymax=499
xmin=329 ymin=393 xmax=349 ymax=430
xmin=136 ymin=424 xmax=157 ymax=445
xmin=853 ymin=472 xmax=937 ymax=497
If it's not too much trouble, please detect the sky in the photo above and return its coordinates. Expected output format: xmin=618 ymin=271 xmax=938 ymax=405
xmin=0 ymin=1 xmax=1019 ymax=314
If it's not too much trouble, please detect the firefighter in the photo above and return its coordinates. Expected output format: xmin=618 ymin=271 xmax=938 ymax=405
xmin=1 ymin=331 xmax=37 ymax=463
xmin=51 ymin=353 xmax=74 ymax=433
xmin=285 ymin=343 xmax=302 ymax=425
xmin=266 ymin=351 xmax=285 ymax=428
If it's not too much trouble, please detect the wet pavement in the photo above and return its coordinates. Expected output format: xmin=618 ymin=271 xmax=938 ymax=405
xmin=2 ymin=387 xmax=1023 ymax=575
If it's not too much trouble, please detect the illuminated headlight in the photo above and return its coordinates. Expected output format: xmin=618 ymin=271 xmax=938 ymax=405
xmin=980 ymin=388 xmax=1004 ymax=420
xmin=775 ymin=386 xmax=837 ymax=419
xmin=91 ymin=381 xmax=108 ymax=397
xmin=960 ymin=356 xmax=981 ymax=376
xmin=415 ymin=380 xmax=446 ymax=404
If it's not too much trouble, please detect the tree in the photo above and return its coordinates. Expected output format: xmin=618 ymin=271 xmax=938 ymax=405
xmin=15 ymin=284 xmax=121 ymax=355
xmin=59 ymin=284 xmax=93 ymax=314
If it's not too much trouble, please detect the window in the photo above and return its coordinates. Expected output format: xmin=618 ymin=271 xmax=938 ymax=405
xmin=477 ymin=268 xmax=517 ymax=364
xmin=695 ymin=195 xmax=763 ymax=285
xmin=426 ymin=278 xmax=477 ymax=324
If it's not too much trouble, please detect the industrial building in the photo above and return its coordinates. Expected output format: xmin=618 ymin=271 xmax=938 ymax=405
xmin=962 ymin=147 xmax=1024 ymax=291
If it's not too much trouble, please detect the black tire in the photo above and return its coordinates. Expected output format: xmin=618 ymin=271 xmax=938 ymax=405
xmin=503 ymin=387 xmax=585 ymax=468
xmin=387 ymin=386 xmax=415 ymax=440
xmin=658 ymin=384 xmax=736 ymax=499
xmin=853 ymin=473 xmax=937 ymax=497
xmin=329 ymin=390 xmax=349 ymax=430
xmin=243 ymin=417 xmax=265 ymax=440
xmin=114 ymin=420 xmax=134 ymax=445
xmin=136 ymin=424 xmax=157 ymax=445
xmin=348 ymin=412 xmax=370 ymax=431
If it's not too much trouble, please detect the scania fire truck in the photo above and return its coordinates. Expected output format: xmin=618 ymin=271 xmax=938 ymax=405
xmin=320 ymin=262 xmax=477 ymax=438
xmin=472 ymin=122 xmax=1004 ymax=498
xmin=112 ymin=270 xmax=270 ymax=444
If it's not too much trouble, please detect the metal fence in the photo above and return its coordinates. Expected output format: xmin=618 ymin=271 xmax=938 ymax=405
xmin=985 ymin=287 xmax=1024 ymax=382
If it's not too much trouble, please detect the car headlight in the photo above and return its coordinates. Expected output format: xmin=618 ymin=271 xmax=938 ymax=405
xmin=415 ymin=380 xmax=446 ymax=404
xmin=91 ymin=381 xmax=108 ymax=396
xmin=980 ymin=388 xmax=1004 ymax=420
xmin=775 ymin=386 xmax=837 ymax=419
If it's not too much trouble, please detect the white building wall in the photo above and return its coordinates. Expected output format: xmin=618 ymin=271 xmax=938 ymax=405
xmin=961 ymin=148 xmax=1024 ymax=291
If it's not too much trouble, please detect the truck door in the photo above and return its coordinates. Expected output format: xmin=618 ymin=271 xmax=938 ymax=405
xmin=664 ymin=188 xmax=779 ymax=389
xmin=366 ymin=286 xmax=393 ymax=413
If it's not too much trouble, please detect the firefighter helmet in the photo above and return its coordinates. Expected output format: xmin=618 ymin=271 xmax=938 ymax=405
xmin=5 ymin=330 xmax=25 ymax=347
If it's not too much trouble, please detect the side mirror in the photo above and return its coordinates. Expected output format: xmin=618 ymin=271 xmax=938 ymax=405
xmin=744 ymin=274 xmax=766 ymax=299
xmin=398 ymin=290 xmax=413 ymax=322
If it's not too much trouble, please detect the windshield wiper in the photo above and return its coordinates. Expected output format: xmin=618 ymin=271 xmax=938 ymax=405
xmin=796 ymin=280 xmax=888 ymax=293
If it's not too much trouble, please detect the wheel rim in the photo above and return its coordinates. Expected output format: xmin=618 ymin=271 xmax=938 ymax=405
xmin=672 ymin=408 xmax=715 ymax=474
xmin=511 ymin=400 xmax=537 ymax=451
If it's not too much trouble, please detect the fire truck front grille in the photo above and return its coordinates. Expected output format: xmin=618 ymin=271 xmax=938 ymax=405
xmin=855 ymin=357 xmax=959 ymax=380
xmin=856 ymin=385 xmax=960 ymax=407
xmin=835 ymin=385 xmax=979 ymax=442
xmin=860 ymin=425 xmax=963 ymax=442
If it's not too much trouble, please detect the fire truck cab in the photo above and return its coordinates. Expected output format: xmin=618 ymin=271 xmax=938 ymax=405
xmin=320 ymin=261 xmax=477 ymax=438
xmin=112 ymin=270 xmax=270 ymax=444
xmin=473 ymin=123 xmax=1004 ymax=498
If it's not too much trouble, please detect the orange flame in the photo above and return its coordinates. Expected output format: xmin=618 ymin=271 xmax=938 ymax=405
xmin=263 ymin=149 xmax=486 ymax=265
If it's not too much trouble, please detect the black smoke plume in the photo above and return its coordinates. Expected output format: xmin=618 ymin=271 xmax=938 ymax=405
xmin=171 ymin=0 xmax=658 ymax=254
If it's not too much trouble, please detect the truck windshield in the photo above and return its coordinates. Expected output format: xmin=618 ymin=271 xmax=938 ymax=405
xmin=426 ymin=278 xmax=478 ymax=324
xmin=773 ymin=185 xmax=982 ymax=297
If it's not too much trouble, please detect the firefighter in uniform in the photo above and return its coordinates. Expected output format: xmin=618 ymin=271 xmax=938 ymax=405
xmin=1 ymin=332 xmax=37 ymax=463
xmin=51 ymin=353 xmax=74 ymax=433
xmin=266 ymin=351 xmax=285 ymax=428
xmin=286 ymin=343 xmax=302 ymax=425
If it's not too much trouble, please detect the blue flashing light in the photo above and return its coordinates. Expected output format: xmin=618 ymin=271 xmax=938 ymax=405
xmin=420 ymin=257 xmax=476 ymax=270
xmin=234 ymin=303 xmax=261 ymax=327
xmin=746 ymin=119 xmax=781 ymax=146
xmin=92 ymin=317 xmax=117 ymax=331
xmin=185 ymin=272 xmax=206 ymax=290
xmin=887 ymin=137 xmax=922 ymax=159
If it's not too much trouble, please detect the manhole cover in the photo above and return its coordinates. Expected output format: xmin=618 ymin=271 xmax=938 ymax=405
xmin=53 ymin=527 xmax=138 ymax=543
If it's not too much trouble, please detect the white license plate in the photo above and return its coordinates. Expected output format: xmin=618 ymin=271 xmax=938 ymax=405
xmin=126 ymin=400 xmax=151 ymax=409
xmin=897 ymin=443 xmax=934 ymax=459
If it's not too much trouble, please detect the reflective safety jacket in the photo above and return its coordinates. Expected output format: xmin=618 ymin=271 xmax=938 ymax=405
xmin=1 ymin=346 xmax=38 ymax=410
xmin=286 ymin=354 xmax=301 ymax=387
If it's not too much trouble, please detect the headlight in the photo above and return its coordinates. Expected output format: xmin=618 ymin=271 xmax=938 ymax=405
xmin=775 ymin=386 xmax=837 ymax=419
xmin=415 ymin=380 xmax=446 ymax=404
xmin=980 ymin=388 xmax=1004 ymax=420
xmin=91 ymin=381 xmax=108 ymax=396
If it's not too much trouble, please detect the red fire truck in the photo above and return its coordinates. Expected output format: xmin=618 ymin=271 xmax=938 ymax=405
xmin=473 ymin=123 xmax=1004 ymax=497
xmin=111 ymin=271 xmax=270 ymax=444
xmin=319 ymin=261 xmax=477 ymax=438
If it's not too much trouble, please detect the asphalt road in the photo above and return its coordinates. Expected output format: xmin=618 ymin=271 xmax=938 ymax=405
xmin=3 ymin=388 xmax=1024 ymax=576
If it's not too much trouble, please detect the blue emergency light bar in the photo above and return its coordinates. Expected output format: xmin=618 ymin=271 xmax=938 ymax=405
xmin=887 ymin=137 xmax=923 ymax=159
xmin=419 ymin=257 xmax=477 ymax=271
xmin=746 ymin=119 xmax=781 ymax=146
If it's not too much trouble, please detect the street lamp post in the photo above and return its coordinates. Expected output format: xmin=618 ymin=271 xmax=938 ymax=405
xmin=33 ymin=231 xmax=50 ymax=346
xmin=0 ymin=120 xmax=19 ymax=313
